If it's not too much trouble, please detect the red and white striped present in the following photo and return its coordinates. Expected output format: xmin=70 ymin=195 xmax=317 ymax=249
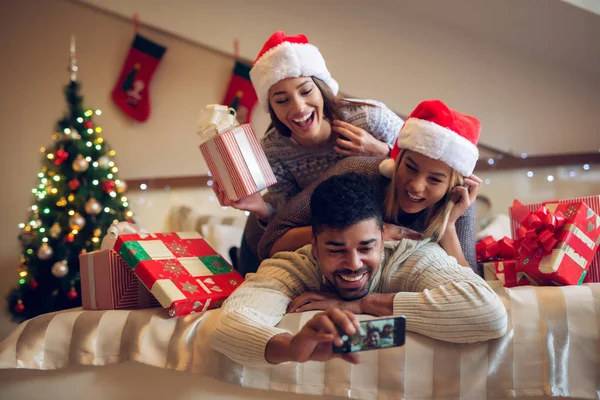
xmin=510 ymin=195 xmax=600 ymax=282
xmin=79 ymin=249 xmax=160 ymax=310
xmin=199 ymin=123 xmax=276 ymax=202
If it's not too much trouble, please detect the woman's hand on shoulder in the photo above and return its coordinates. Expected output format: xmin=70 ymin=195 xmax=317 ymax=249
xmin=382 ymin=223 xmax=424 ymax=242
xmin=448 ymin=174 xmax=482 ymax=225
xmin=332 ymin=120 xmax=390 ymax=157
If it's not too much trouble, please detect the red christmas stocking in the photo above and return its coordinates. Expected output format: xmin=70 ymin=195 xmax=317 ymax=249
xmin=112 ymin=34 xmax=166 ymax=122
xmin=222 ymin=61 xmax=258 ymax=124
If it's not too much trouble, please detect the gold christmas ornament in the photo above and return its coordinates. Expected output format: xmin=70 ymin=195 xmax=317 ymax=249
xmin=51 ymin=260 xmax=69 ymax=277
xmin=37 ymin=243 xmax=54 ymax=260
xmin=116 ymin=180 xmax=128 ymax=194
xmin=84 ymin=198 xmax=102 ymax=215
xmin=72 ymin=155 xmax=89 ymax=172
xmin=93 ymin=228 xmax=102 ymax=237
xmin=68 ymin=213 xmax=86 ymax=230
xmin=97 ymin=156 xmax=111 ymax=169
xmin=50 ymin=222 xmax=62 ymax=238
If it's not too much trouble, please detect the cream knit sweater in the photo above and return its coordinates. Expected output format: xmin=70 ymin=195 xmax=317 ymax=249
xmin=210 ymin=239 xmax=507 ymax=366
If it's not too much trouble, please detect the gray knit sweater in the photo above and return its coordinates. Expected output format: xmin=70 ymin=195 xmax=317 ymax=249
xmin=258 ymin=157 xmax=479 ymax=273
xmin=262 ymin=100 xmax=402 ymax=211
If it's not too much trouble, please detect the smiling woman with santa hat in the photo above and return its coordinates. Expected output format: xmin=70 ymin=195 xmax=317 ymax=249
xmin=258 ymin=99 xmax=483 ymax=273
xmin=213 ymin=31 xmax=405 ymax=275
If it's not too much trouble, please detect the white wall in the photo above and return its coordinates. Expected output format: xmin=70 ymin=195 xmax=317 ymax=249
xmin=478 ymin=166 xmax=600 ymax=217
xmin=77 ymin=0 xmax=600 ymax=157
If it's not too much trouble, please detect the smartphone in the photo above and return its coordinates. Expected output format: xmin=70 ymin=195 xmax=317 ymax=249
xmin=332 ymin=316 xmax=406 ymax=354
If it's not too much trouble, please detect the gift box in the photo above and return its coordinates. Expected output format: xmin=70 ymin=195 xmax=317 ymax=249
xmin=198 ymin=105 xmax=277 ymax=202
xmin=509 ymin=201 xmax=600 ymax=286
xmin=477 ymin=236 xmax=531 ymax=288
xmin=482 ymin=260 xmax=531 ymax=288
xmin=80 ymin=249 xmax=160 ymax=310
xmin=113 ymin=231 xmax=244 ymax=317
xmin=510 ymin=196 xmax=600 ymax=282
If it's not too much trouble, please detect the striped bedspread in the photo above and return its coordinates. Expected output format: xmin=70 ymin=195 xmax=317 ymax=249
xmin=1 ymin=284 xmax=599 ymax=399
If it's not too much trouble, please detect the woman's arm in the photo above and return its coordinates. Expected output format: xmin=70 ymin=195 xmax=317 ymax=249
xmin=449 ymin=204 xmax=478 ymax=273
xmin=269 ymin=226 xmax=313 ymax=257
xmin=439 ymin=223 xmax=469 ymax=267
xmin=331 ymin=100 xmax=403 ymax=157
xmin=364 ymin=100 xmax=404 ymax=146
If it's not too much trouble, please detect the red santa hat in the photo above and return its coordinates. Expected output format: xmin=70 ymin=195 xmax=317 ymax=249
xmin=250 ymin=31 xmax=339 ymax=112
xmin=379 ymin=100 xmax=480 ymax=178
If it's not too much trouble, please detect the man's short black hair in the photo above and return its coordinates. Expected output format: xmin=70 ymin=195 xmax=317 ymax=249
xmin=310 ymin=172 xmax=384 ymax=236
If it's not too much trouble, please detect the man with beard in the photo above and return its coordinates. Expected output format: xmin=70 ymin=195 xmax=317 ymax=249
xmin=365 ymin=328 xmax=382 ymax=350
xmin=210 ymin=173 xmax=507 ymax=366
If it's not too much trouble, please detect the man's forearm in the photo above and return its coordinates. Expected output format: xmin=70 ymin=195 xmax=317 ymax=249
xmin=361 ymin=293 xmax=395 ymax=316
xmin=265 ymin=332 xmax=294 ymax=364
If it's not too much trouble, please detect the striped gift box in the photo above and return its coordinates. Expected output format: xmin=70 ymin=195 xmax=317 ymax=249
xmin=199 ymin=124 xmax=277 ymax=202
xmin=113 ymin=231 xmax=244 ymax=317
xmin=79 ymin=249 xmax=160 ymax=310
xmin=510 ymin=195 xmax=600 ymax=282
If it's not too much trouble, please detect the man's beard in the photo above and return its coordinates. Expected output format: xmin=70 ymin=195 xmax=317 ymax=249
xmin=325 ymin=268 xmax=373 ymax=301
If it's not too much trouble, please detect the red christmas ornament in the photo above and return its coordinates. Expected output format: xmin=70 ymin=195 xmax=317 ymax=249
xmin=67 ymin=288 xmax=78 ymax=300
xmin=84 ymin=121 xmax=93 ymax=129
xmin=14 ymin=302 xmax=25 ymax=313
xmin=30 ymin=280 xmax=39 ymax=290
xmin=101 ymin=180 xmax=116 ymax=193
xmin=69 ymin=179 xmax=80 ymax=191
xmin=65 ymin=233 xmax=75 ymax=243
xmin=54 ymin=149 xmax=69 ymax=165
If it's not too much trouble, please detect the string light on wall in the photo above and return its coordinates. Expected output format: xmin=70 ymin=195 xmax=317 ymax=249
xmin=547 ymin=175 xmax=555 ymax=182
xmin=526 ymin=171 xmax=534 ymax=178
xmin=583 ymin=164 xmax=591 ymax=170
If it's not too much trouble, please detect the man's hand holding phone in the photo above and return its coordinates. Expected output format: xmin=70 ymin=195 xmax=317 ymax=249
xmin=333 ymin=316 xmax=406 ymax=354
xmin=266 ymin=308 xmax=361 ymax=365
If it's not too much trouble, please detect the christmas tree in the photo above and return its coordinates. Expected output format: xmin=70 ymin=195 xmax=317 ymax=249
xmin=7 ymin=37 xmax=133 ymax=321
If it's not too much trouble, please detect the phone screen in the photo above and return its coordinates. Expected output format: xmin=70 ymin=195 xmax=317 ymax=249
xmin=333 ymin=316 xmax=406 ymax=354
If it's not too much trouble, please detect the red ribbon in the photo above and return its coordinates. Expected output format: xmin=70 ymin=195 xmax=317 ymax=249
xmin=516 ymin=205 xmax=566 ymax=258
xmin=476 ymin=236 xmax=519 ymax=262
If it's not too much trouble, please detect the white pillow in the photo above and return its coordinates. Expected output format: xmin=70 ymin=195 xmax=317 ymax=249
xmin=203 ymin=223 xmax=245 ymax=264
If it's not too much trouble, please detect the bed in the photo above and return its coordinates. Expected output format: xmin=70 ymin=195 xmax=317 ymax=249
xmin=1 ymin=284 xmax=599 ymax=400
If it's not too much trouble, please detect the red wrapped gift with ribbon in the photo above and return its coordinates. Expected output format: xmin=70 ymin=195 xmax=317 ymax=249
xmin=510 ymin=195 xmax=600 ymax=282
xmin=477 ymin=235 xmax=530 ymax=287
xmin=509 ymin=200 xmax=600 ymax=286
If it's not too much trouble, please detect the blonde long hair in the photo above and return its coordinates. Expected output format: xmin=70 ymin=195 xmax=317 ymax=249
xmin=383 ymin=149 xmax=464 ymax=242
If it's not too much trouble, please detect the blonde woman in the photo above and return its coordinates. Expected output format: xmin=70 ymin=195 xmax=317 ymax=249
xmin=258 ymin=100 xmax=483 ymax=273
